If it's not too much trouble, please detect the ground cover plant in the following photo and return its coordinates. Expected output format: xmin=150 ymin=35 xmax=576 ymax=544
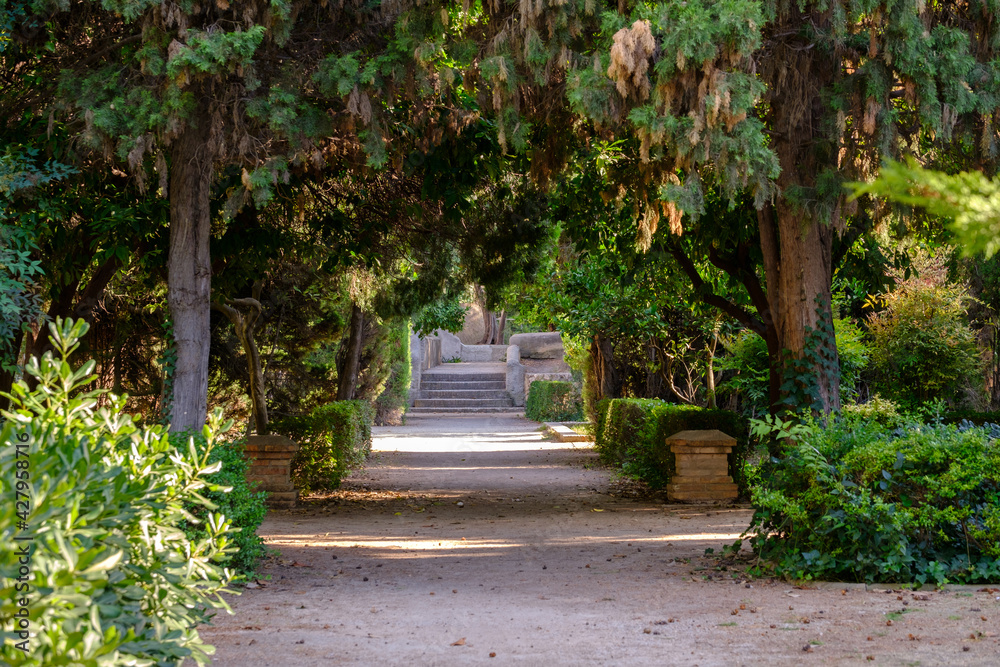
xmin=0 ymin=320 xmax=237 ymax=666
xmin=743 ymin=414 xmax=1000 ymax=585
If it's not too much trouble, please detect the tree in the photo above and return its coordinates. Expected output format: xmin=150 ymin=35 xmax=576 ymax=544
xmin=453 ymin=0 xmax=1000 ymax=414
xmin=1 ymin=0 xmax=422 ymax=430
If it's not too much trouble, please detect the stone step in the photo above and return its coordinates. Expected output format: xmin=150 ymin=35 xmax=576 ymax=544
xmin=413 ymin=398 xmax=514 ymax=408
xmin=421 ymin=372 xmax=506 ymax=383
xmin=420 ymin=389 xmax=512 ymax=399
xmin=408 ymin=407 xmax=524 ymax=414
xmin=420 ymin=380 xmax=507 ymax=390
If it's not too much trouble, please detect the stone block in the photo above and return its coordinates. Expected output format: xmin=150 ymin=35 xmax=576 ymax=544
xmin=508 ymin=332 xmax=565 ymax=359
xmin=244 ymin=434 xmax=300 ymax=507
xmin=665 ymin=429 xmax=738 ymax=503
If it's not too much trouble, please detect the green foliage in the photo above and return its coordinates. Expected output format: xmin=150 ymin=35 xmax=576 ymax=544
xmin=745 ymin=418 xmax=1000 ymax=585
xmin=274 ymin=400 xmax=374 ymax=494
xmin=855 ymin=158 xmax=1000 ymax=258
xmin=0 ymin=319 xmax=236 ymax=666
xmin=175 ymin=434 xmax=268 ymax=577
xmin=594 ymin=398 xmax=751 ymax=493
xmin=716 ymin=329 xmax=770 ymax=414
xmin=841 ymin=395 xmax=910 ymax=430
xmin=412 ymin=291 xmax=468 ymax=337
xmin=719 ymin=317 xmax=869 ymax=415
xmin=867 ymin=281 xmax=981 ymax=407
xmin=374 ymin=320 xmax=411 ymax=426
xmin=0 ymin=224 xmax=42 ymax=371
xmin=525 ymin=380 xmax=583 ymax=422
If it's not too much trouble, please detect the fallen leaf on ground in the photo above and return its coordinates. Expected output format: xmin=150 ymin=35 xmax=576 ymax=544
xmin=451 ymin=638 xmax=466 ymax=646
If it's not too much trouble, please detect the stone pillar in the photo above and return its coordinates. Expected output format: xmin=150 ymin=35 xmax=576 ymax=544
xmin=506 ymin=344 xmax=525 ymax=407
xmin=244 ymin=434 xmax=300 ymax=509
xmin=664 ymin=430 xmax=738 ymax=502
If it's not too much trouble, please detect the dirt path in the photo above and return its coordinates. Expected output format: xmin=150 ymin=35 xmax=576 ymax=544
xmin=201 ymin=414 xmax=1000 ymax=666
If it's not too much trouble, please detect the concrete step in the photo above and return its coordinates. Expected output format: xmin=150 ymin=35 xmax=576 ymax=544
xmin=420 ymin=390 xmax=512 ymax=400
xmin=420 ymin=380 xmax=506 ymax=391
xmin=413 ymin=398 xmax=514 ymax=408
xmin=408 ymin=407 xmax=524 ymax=414
xmin=421 ymin=372 xmax=505 ymax=383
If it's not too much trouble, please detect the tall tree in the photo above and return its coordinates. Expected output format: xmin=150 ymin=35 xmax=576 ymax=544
xmin=454 ymin=0 xmax=1000 ymax=413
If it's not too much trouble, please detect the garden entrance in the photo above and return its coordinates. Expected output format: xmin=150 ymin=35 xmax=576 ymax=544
xmin=199 ymin=414 xmax=999 ymax=666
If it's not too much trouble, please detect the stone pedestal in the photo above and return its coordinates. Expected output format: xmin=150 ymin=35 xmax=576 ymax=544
xmin=665 ymin=430 xmax=738 ymax=502
xmin=244 ymin=434 xmax=300 ymax=509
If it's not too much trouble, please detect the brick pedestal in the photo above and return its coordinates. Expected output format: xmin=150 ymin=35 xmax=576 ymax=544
xmin=665 ymin=430 xmax=738 ymax=502
xmin=244 ymin=434 xmax=300 ymax=509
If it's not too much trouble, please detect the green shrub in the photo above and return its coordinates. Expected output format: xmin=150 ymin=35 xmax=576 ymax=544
xmin=841 ymin=395 xmax=912 ymax=429
xmin=719 ymin=318 xmax=868 ymax=414
xmin=594 ymin=398 xmax=752 ymax=493
xmin=0 ymin=319 xmax=236 ymax=666
xmin=868 ymin=281 xmax=982 ymax=407
xmin=274 ymin=400 xmax=374 ymax=493
xmin=745 ymin=418 xmax=1000 ymax=584
xmin=374 ymin=321 xmax=411 ymax=426
xmin=525 ymin=380 xmax=583 ymax=422
xmin=177 ymin=435 xmax=268 ymax=577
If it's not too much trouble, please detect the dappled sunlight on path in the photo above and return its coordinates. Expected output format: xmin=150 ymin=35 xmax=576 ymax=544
xmin=200 ymin=413 xmax=1000 ymax=667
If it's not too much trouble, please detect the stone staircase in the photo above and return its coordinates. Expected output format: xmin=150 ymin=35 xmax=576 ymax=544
xmin=410 ymin=369 xmax=520 ymax=414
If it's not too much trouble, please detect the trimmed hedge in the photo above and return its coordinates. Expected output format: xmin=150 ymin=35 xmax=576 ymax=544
xmin=272 ymin=400 xmax=374 ymax=493
xmin=594 ymin=398 xmax=751 ymax=493
xmin=526 ymin=380 xmax=583 ymax=422
xmin=746 ymin=419 xmax=1000 ymax=584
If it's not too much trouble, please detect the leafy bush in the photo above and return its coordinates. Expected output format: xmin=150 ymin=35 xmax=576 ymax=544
xmin=373 ymin=321 xmax=411 ymax=426
xmin=0 ymin=319 xmax=236 ymax=666
xmin=594 ymin=398 xmax=752 ymax=493
xmin=525 ymin=380 xmax=583 ymax=422
xmin=177 ymin=434 xmax=268 ymax=577
xmin=867 ymin=281 xmax=982 ymax=407
xmin=719 ymin=318 xmax=868 ymax=414
xmin=274 ymin=400 xmax=374 ymax=493
xmin=841 ymin=395 xmax=911 ymax=429
xmin=745 ymin=418 xmax=1000 ymax=584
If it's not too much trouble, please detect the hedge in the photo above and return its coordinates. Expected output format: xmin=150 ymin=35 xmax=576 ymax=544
xmin=526 ymin=380 xmax=583 ymax=422
xmin=272 ymin=400 xmax=374 ymax=493
xmin=594 ymin=398 xmax=751 ymax=493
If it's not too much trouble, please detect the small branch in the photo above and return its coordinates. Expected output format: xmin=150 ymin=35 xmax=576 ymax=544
xmin=668 ymin=243 xmax=765 ymax=335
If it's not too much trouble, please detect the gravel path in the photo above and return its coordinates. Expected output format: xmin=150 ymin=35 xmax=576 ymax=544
xmin=200 ymin=414 xmax=1000 ymax=666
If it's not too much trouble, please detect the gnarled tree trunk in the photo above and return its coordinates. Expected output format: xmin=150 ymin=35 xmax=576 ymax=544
xmin=213 ymin=286 xmax=267 ymax=434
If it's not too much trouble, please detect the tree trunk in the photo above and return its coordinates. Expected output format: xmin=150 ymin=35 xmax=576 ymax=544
xmin=167 ymin=96 xmax=217 ymax=433
xmin=758 ymin=7 xmax=842 ymax=415
xmin=705 ymin=326 xmax=718 ymax=409
xmin=591 ymin=334 xmax=620 ymax=401
xmin=493 ymin=310 xmax=506 ymax=345
xmin=337 ymin=304 xmax=365 ymax=400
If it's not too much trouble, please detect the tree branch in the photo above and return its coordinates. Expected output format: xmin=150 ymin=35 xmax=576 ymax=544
xmin=667 ymin=243 xmax=765 ymax=335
